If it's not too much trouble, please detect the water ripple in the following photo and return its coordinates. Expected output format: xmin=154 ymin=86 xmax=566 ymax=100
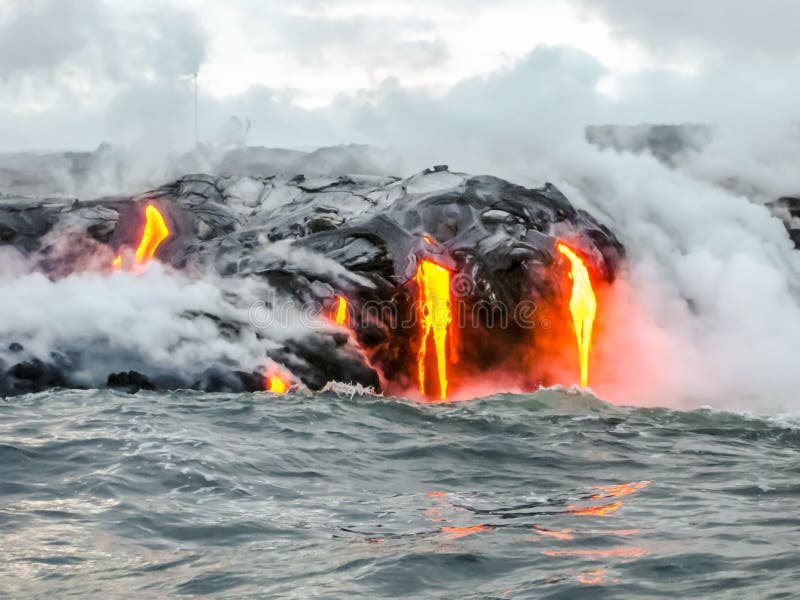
xmin=0 ymin=389 xmax=798 ymax=597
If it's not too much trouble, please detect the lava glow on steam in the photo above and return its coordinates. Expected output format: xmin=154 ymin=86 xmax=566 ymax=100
xmin=114 ymin=204 xmax=170 ymax=271
xmin=415 ymin=258 xmax=454 ymax=400
xmin=556 ymin=243 xmax=597 ymax=387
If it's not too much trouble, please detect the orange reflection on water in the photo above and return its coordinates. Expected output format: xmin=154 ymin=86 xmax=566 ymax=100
xmin=424 ymin=506 xmax=451 ymax=523
xmin=543 ymin=547 xmax=646 ymax=558
xmin=578 ymin=569 xmax=607 ymax=585
xmin=589 ymin=481 xmax=651 ymax=500
xmin=568 ymin=501 xmax=623 ymax=516
xmin=533 ymin=526 xmax=575 ymax=540
xmin=441 ymin=525 xmax=492 ymax=539
xmin=594 ymin=529 xmax=641 ymax=536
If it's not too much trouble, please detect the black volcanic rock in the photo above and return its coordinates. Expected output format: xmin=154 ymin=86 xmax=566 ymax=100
xmin=767 ymin=196 xmax=800 ymax=249
xmin=106 ymin=371 xmax=156 ymax=394
xmin=1 ymin=359 xmax=70 ymax=396
xmin=0 ymin=167 xmax=624 ymax=397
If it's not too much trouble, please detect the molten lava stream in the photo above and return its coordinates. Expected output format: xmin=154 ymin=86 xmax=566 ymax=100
xmin=556 ymin=243 xmax=597 ymax=387
xmin=114 ymin=204 xmax=170 ymax=271
xmin=267 ymin=374 xmax=288 ymax=394
xmin=415 ymin=259 xmax=454 ymax=400
xmin=334 ymin=295 xmax=348 ymax=327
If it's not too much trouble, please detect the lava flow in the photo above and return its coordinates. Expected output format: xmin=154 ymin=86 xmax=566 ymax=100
xmin=415 ymin=259 xmax=454 ymax=400
xmin=267 ymin=374 xmax=288 ymax=394
xmin=556 ymin=243 xmax=597 ymax=387
xmin=334 ymin=295 xmax=348 ymax=327
xmin=114 ymin=204 xmax=170 ymax=271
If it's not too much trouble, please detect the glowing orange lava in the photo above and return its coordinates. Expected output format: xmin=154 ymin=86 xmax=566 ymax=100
xmin=135 ymin=205 xmax=170 ymax=263
xmin=415 ymin=259 xmax=454 ymax=400
xmin=557 ymin=243 xmax=597 ymax=387
xmin=114 ymin=204 xmax=170 ymax=271
xmin=335 ymin=295 xmax=348 ymax=327
xmin=267 ymin=375 xmax=288 ymax=394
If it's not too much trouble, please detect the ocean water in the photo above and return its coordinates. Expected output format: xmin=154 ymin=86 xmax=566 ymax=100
xmin=1 ymin=388 xmax=798 ymax=599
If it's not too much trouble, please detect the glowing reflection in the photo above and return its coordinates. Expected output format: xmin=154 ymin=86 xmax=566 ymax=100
xmin=589 ymin=481 xmax=651 ymax=500
xmin=543 ymin=547 xmax=646 ymax=558
xmin=441 ymin=525 xmax=491 ymax=539
xmin=578 ymin=569 xmax=607 ymax=585
xmin=533 ymin=526 xmax=575 ymax=540
xmin=568 ymin=501 xmax=623 ymax=516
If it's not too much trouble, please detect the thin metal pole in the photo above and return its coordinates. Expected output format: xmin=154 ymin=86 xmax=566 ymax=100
xmin=194 ymin=72 xmax=199 ymax=147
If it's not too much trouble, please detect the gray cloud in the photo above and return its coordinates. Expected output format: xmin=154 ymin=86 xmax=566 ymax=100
xmin=1 ymin=0 xmax=799 ymax=161
xmin=0 ymin=0 xmax=103 ymax=78
xmin=576 ymin=0 xmax=800 ymax=62
xmin=141 ymin=8 xmax=207 ymax=78
xmin=0 ymin=0 xmax=205 ymax=84
xmin=274 ymin=13 xmax=449 ymax=70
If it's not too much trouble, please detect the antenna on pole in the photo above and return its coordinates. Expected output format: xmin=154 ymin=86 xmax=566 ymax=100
xmin=193 ymin=72 xmax=199 ymax=148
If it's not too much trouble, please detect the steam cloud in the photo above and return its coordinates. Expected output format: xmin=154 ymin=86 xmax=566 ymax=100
xmin=0 ymin=253 xmax=269 ymax=387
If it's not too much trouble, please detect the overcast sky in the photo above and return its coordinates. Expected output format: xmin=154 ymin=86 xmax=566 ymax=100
xmin=1 ymin=0 xmax=799 ymax=151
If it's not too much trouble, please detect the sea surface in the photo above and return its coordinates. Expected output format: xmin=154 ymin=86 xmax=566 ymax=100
xmin=1 ymin=388 xmax=799 ymax=599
